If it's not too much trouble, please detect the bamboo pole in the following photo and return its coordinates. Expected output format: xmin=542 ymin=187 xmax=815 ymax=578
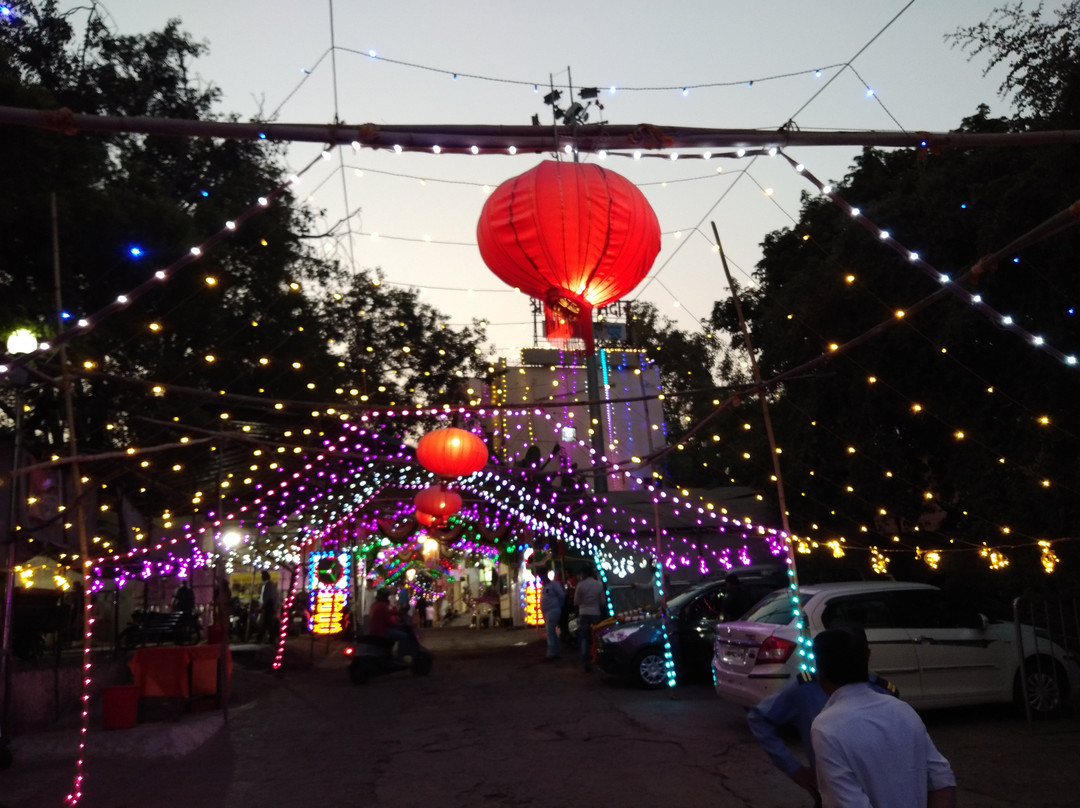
xmin=3 ymin=104 xmax=1080 ymax=152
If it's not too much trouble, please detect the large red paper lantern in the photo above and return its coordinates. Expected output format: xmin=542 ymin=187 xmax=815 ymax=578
xmin=417 ymin=427 xmax=488 ymax=478
xmin=477 ymin=160 xmax=660 ymax=355
xmin=413 ymin=486 xmax=462 ymax=519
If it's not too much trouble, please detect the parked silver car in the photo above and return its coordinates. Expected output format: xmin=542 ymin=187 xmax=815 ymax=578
xmin=712 ymin=580 xmax=1079 ymax=716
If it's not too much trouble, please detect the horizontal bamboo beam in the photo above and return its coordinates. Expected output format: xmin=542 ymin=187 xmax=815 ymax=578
xmin=3 ymin=104 xmax=1079 ymax=153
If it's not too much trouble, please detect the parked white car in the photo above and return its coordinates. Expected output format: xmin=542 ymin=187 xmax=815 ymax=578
xmin=712 ymin=580 xmax=1079 ymax=716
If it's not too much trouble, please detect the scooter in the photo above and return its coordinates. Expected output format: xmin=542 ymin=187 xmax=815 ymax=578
xmin=345 ymin=627 xmax=433 ymax=684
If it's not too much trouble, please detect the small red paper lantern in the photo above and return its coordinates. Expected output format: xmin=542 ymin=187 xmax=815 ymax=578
xmin=477 ymin=160 xmax=660 ymax=355
xmin=417 ymin=427 xmax=488 ymax=478
xmin=415 ymin=510 xmax=445 ymax=528
xmin=414 ymin=486 xmax=462 ymax=519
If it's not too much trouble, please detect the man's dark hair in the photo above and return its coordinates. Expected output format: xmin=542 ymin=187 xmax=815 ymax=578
xmin=813 ymin=627 xmax=870 ymax=686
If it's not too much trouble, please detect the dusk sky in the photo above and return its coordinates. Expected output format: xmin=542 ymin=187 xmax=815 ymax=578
xmin=70 ymin=1 xmax=1033 ymax=357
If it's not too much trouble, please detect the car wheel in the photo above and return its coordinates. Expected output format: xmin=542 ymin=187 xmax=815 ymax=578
xmin=1016 ymin=657 xmax=1068 ymax=717
xmin=633 ymin=647 xmax=669 ymax=689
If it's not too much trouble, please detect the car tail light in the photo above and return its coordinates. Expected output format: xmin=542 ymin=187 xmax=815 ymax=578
xmin=756 ymin=636 xmax=796 ymax=664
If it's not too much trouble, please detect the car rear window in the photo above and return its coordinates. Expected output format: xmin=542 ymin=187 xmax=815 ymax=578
xmin=741 ymin=589 xmax=800 ymax=625
xmin=821 ymin=594 xmax=897 ymax=629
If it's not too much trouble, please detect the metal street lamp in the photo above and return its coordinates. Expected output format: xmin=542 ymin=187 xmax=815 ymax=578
xmin=2 ymin=328 xmax=39 ymax=755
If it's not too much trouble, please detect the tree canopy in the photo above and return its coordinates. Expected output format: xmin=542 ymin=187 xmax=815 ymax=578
xmin=0 ymin=1 xmax=485 ymax=549
xmin=701 ymin=2 xmax=1080 ymax=591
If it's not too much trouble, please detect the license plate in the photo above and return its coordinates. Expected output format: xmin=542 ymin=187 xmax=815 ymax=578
xmin=722 ymin=645 xmax=748 ymax=665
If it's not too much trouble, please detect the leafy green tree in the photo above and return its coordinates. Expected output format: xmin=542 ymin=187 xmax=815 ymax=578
xmin=624 ymin=301 xmax=726 ymax=486
xmin=0 ymin=1 xmax=484 ymax=542
xmin=317 ymin=267 xmax=486 ymax=408
xmin=706 ymin=3 xmax=1080 ymax=589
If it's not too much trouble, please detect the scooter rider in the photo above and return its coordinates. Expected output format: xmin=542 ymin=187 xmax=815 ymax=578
xmin=369 ymin=588 xmax=416 ymax=660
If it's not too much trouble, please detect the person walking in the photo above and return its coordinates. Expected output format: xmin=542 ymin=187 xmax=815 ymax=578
xmin=573 ymin=567 xmax=604 ymax=672
xmin=172 ymin=580 xmax=195 ymax=615
xmin=747 ymin=626 xmax=898 ymax=807
xmin=811 ymin=628 xmax=956 ymax=808
xmin=559 ymin=570 xmax=577 ymax=645
xmin=258 ymin=570 xmax=279 ymax=643
xmin=539 ymin=567 xmax=565 ymax=661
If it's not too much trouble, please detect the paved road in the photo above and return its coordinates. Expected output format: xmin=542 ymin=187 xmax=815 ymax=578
xmin=2 ymin=627 xmax=1078 ymax=807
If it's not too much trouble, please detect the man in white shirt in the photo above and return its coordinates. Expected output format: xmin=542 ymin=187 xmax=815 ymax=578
xmin=811 ymin=628 xmax=957 ymax=808
xmin=573 ymin=567 xmax=605 ymax=672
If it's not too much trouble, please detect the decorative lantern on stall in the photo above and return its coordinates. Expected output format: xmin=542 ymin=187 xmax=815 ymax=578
xmin=416 ymin=426 xmax=488 ymax=479
xmin=476 ymin=160 xmax=661 ymax=355
xmin=413 ymin=486 xmax=462 ymax=521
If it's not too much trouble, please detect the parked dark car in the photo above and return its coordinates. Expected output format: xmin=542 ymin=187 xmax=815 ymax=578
xmin=595 ymin=565 xmax=786 ymax=688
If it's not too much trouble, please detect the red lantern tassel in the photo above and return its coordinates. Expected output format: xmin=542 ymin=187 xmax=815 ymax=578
xmin=544 ymin=291 xmax=595 ymax=355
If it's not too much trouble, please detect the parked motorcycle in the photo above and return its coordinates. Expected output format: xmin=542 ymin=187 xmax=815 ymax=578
xmin=345 ymin=627 xmax=433 ymax=684
xmin=119 ymin=609 xmax=201 ymax=651
xmin=228 ymin=596 xmax=260 ymax=642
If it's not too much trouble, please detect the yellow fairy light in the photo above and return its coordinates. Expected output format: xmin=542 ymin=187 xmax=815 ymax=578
xmin=980 ymin=546 xmax=1009 ymax=570
xmin=826 ymin=540 xmax=845 ymax=558
xmin=922 ymin=549 xmax=941 ymax=570
xmin=1039 ymin=541 xmax=1059 ymax=574
xmin=870 ymin=547 xmax=889 ymax=575
xmin=796 ymin=539 xmax=811 ymax=554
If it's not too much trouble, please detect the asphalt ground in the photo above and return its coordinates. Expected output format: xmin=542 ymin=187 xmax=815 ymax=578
xmin=1 ymin=625 xmax=1078 ymax=808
